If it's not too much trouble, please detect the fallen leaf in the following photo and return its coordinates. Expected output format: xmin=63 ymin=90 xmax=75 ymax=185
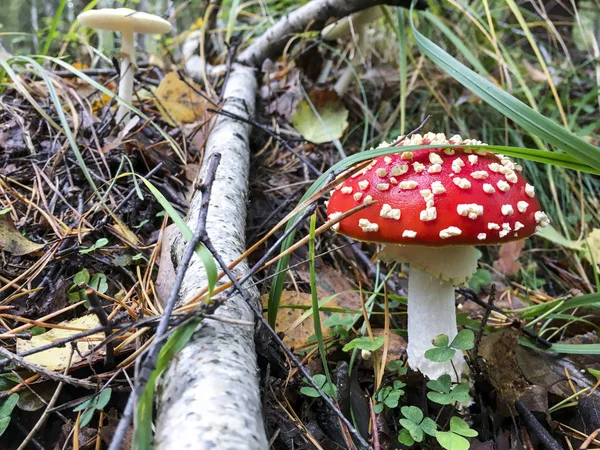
xmin=261 ymin=291 xmax=331 ymax=348
xmin=0 ymin=215 xmax=44 ymax=255
xmin=493 ymin=240 xmax=525 ymax=275
xmin=372 ymin=329 xmax=407 ymax=365
xmin=154 ymin=71 xmax=208 ymax=126
xmin=16 ymin=315 xmax=104 ymax=371
xmin=291 ymin=88 xmax=349 ymax=144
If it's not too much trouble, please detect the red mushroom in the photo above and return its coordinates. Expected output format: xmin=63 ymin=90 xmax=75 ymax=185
xmin=327 ymin=132 xmax=549 ymax=380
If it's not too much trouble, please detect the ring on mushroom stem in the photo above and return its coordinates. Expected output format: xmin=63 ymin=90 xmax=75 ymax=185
xmin=327 ymin=132 xmax=549 ymax=381
xmin=77 ymin=8 xmax=172 ymax=124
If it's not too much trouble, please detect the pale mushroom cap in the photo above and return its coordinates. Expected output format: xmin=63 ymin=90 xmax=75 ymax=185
xmin=78 ymin=8 xmax=172 ymax=34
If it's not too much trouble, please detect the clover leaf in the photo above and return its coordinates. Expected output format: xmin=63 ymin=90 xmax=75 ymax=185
xmin=397 ymin=406 xmax=437 ymax=446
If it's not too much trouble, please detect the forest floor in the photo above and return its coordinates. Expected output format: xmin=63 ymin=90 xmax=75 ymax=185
xmin=1 ymin=1 xmax=600 ymax=449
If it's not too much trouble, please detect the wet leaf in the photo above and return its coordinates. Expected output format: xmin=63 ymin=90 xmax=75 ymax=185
xmin=0 ymin=393 xmax=19 ymax=437
xmin=291 ymin=89 xmax=349 ymax=144
xmin=154 ymin=71 xmax=208 ymax=126
xmin=0 ymin=215 xmax=44 ymax=255
xmin=16 ymin=315 xmax=104 ymax=371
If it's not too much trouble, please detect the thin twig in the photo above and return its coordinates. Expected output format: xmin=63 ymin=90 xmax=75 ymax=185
xmin=107 ymin=153 xmax=223 ymax=450
xmin=472 ymin=284 xmax=495 ymax=366
xmin=515 ymin=399 xmax=563 ymax=450
xmin=0 ymin=347 xmax=97 ymax=389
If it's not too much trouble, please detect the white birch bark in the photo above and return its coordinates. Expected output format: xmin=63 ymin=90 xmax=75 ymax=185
xmin=155 ymin=1 xmax=422 ymax=448
xmin=154 ymin=66 xmax=268 ymax=449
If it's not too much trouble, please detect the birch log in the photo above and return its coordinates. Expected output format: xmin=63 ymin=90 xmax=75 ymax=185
xmin=154 ymin=67 xmax=267 ymax=449
xmin=155 ymin=1 xmax=425 ymax=448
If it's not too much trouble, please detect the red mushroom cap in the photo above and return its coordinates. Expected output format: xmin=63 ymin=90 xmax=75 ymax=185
xmin=326 ymin=134 xmax=549 ymax=247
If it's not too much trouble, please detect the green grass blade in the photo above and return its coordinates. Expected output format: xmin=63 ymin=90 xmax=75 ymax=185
xmin=423 ymin=11 xmax=489 ymax=76
xmin=36 ymin=56 xmax=185 ymax=163
xmin=309 ymin=213 xmax=333 ymax=388
xmin=409 ymin=7 xmax=600 ymax=171
xmin=133 ymin=175 xmax=217 ymax=298
xmin=137 ymin=318 xmax=202 ymax=450
xmin=40 ymin=0 xmax=66 ymax=56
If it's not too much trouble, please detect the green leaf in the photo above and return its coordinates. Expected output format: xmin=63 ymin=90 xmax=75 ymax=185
xmin=384 ymin=391 xmax=402 ymax=409
xmin=425 ymin=347 xmax=456 ymax=362
xmin=421 ymin=417 xmax=438 ymax=437
xmin=588 ymin=368 xmax=600 ymax=378
xmin=432 ymin=334 xmax=450 ymax=348
xmin=427 ymin=374 xmax=451 ymax=393
xmin=407 ymin=422 xmax=424 ymax=443
xmin=449 ymin=417 xmax=478 ymax=437
xmin=89 ymin=273 xmax=108 ymax=294
xmin=427 ymin=392 xmax=455 ymax=405
xmin=300 ymin=387 xmax=320 ymax=398
xmin=468 ymin=269 xmax=491 ymax=293
xmin=398 ymin=428 xmax=415 ymax=446
xmin=79 ymin=407 xmax=95 ymax=427
xmin=450 ymin=384 xmax=471 ymax=403
xmin=342 ymin=336 xmax=385 ymax=352
xmin=436 ymin=431 xmax=471 ymax=450
xmin=386 ymin=360 xmax=408 ymax=376
xmin=291 ymin=89 xmax=349 ymax=144
xmin=95 ymin=388 xmax=112 ymax=410
xmin=323 ymin=314 xmax=354 ymax=327
xmin=401 ymin=405 xmax=423 ymax=424
xmin=374 ymin=403 xmax=384 ymax=414
xmin=0 ymin=393 xmax=18 ymax=437
xmin=80 ymin=238 xmax=109 ymax=254
xmin=72 ymin=269 xmax=90 ymax=286
xmin=0 ymin=374 xmax=19 ymax=391
xmin=450 ymin=330 xmax=475 ymax=351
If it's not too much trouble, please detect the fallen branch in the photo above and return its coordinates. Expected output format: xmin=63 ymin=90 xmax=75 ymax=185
xmin=154 ymin=1 xmax=423 ymax=448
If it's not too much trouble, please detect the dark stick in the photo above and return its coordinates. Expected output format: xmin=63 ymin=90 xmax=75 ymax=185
xmin=82 ymin=287 xmax=115 ymax=368
xmin=514 ymin=400 xmax=563 ymax=450
xmin=472 ymin=284 xmax=495 ymax=366
xmin=107 ymin=153 xmax=223 ymax=450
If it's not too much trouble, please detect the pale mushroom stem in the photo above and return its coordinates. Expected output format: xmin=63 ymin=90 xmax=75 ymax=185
xmin=406 ymin=266 xmax=467 ymax=381
xmin=116 ymin=27 xmax=135 ymax=124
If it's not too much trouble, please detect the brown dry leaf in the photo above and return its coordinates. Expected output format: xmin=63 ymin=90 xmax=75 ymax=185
xmin=296 ymin=265 xmax=362 ymax=312
xmin=493 ymin=239 xmax=526 ymax=275
xmin=372 ymin=329 xmax=407 ymax=365
xmin=16 ymin=315 xmax=104 ymax=371
xmin=262 ymin=266 xmax=362 ymax=349
xmin=154 ymin=71 xmax=208 ymax=126
xmin=0 ymin=215 xmax=44 ymax=255
xmin=262 ymin=291 xmax=331 ymax=348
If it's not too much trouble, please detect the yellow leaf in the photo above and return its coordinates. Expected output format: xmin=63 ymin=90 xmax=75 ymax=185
xmin=154 ymin=71 xmax=208 ymax=126
xmin=16 ymin=315 xmax=105 ymax=371
xmin=0 ymin=215 xmax=44 ymax=256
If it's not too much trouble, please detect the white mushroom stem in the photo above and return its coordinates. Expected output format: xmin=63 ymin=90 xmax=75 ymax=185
xmin=379 ymin=245 xmax=478 ymax=381
xmin=406 ymin=266 xmax=467 ymax=381
xmin=116 ymin=27 xmax=135 ymax=124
